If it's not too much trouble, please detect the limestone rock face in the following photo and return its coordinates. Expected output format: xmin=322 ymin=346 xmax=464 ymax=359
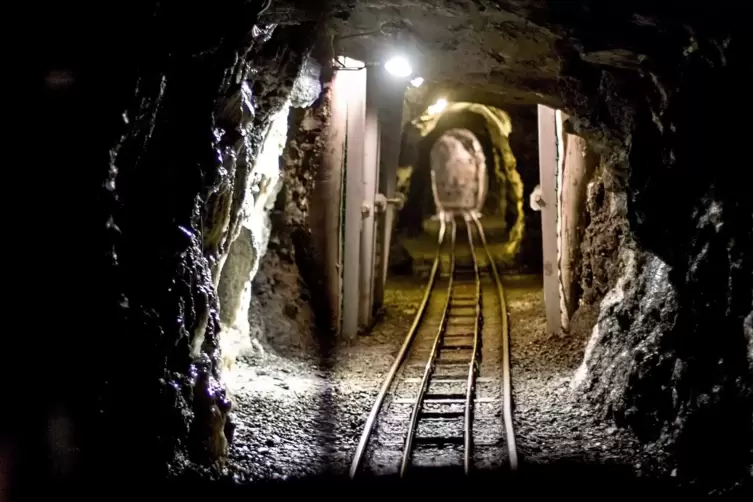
xmin=250 ymin=86 xmax=334 ymax=355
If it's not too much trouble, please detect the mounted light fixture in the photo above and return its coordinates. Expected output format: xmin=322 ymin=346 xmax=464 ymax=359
xmin=410 ymin=77 xmax=424 ymax=87
xmin=384 ymin=56 xmax=412 ymax=78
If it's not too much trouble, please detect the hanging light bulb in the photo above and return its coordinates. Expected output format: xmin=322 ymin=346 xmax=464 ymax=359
xmin=410 ymin=77 xmax=424 ymax=87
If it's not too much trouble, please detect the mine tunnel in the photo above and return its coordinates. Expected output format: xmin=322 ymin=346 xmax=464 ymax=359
xmin=17 ymin=0 xmax=753 ymax=499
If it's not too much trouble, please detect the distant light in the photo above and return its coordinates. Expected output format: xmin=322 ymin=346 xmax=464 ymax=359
xmin=384 ymin=56 xmax=412 ymax=77
xmin=410 ymin=77 xmax=424 ymax=87
xmin=428 ymin=97 xmax=448 ymax=115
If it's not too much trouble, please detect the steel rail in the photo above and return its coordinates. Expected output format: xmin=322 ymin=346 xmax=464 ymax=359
xmin=398 ymin=219 xmax=457 ymax=477
xmin=463 ymin=213 xmax=482 ymax=474
xmin=470 ymin=213 xmax=518 ymax=471
xmin=349 ymin=218 xmax=449 ymax=479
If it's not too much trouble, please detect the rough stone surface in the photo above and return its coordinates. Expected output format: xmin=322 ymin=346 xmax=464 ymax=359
xmin=504 ymin=275 xmax=668 ymax=475
xmin=249 ymin=85 xmax=332 ymax=356
xmin=216 ymin=100 xmax=291 ymax=373
xmin=568 ymin=169 xmax=629 ymax=336
xmin=37 ymin=1 xmax=324 ymax=483
xmin=35 ymin=0 xmax=753 ymax=493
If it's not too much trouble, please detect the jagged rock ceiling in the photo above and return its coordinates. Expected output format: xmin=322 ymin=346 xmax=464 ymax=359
xmin=330 ymin=1 xmax=562 ymax=105
xmin=267 ymin=1 xmax=732 ymax=109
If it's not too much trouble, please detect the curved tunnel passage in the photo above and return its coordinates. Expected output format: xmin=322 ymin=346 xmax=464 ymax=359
xmin=429 ymin=128 xmax=487 ymax=214
xmin=399 ymin=110 xmax=505 ymax=235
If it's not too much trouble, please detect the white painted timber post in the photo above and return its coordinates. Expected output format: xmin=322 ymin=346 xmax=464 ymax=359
xmin=317 ymin=63 xmax=348 ymax=333
xmin=358 ymin=68 xmax=381 ymax=329
xmin=341 ymin=59 xmax=367 ymax=339
xmin=560 ymin=131 xmax=589 ymax=331
xmin=537 ymin=104 xmax=562 ymax=334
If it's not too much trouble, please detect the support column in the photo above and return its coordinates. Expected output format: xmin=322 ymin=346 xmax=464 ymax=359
xmin=359 ymin=68 xmax=381 ymax=328
xmin=537 ymin=104 xmax=561 ymax=334
xmin=555 ymin=110 xmax=569 ymax=331
xmin=341 ymin=59 xmax=367 ymax=338
xmin=560 ymin=132 xmax=593 ymax=329
xmin=314 ymin=67 xmax=348 ymax=332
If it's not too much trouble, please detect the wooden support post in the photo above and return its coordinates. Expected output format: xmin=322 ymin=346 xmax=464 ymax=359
xmin=314 ymin=66 xmax=347 ymax=332
xmin=560 ymin=133 xmax=591 ymax=328
xmin=537 ymin=104 xmax=561 ymax=334
xmin=341 ymin=59 xmax=367 ymax=339
xmin=359 ymin=68 xmax=381 ymax=328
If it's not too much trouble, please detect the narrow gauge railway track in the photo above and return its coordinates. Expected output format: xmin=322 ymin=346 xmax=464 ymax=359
xmin=350 ymin=212 xmax=518 ymax=478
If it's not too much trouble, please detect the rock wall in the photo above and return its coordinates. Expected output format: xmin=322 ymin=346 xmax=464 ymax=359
xmin=37 ymin=1 xmax=325 ymax=483
xmin=215 ymin=102 xmax=289 ymax=372
xmin=430 ymin=129 xmax=486 ymax=211
xmin=568 ymin=167 xmax=629 ymax=340
xmin=567 ymin=33 xmax=753 ymax=489
xmin=251 ymin=77 xmax=332 ymax=357
xmin=216 ymin=56 xmax=322 ymax=371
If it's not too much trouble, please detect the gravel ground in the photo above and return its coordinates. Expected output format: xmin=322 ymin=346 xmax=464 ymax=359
xmin=224 ymin=276 xmax=420 ymax=481
xmin=503 ymin=274 xmax=669 ymax=477
xmin=222 ymin=273 xmax=669 ymax=484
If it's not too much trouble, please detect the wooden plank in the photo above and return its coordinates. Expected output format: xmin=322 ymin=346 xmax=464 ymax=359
xmin=313 ymin=66 xmax=347 ymax=331
xmin=402 ymin=377 xmax=494 ymax=383
xmin=341 ymin=59 xmax=367 ymax=338
xmin=394 ymin=397 xmax=497 ymax=405
xmin=358 ymin=68 xmax=380 ymax=328
xmin=374 ymin=76 xmax=404 ymax=312
xmin=560 ymin=132 xmax=592 ymax=329
xmin=537 ymin=104 xmax=561 ymax=334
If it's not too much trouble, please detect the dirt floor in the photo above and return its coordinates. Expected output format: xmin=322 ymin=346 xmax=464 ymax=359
xmin=504 ymin=275 xmax=660 ymax=471
xmin=223 ymin=276 xmax=421 ymax=481
xmin=222 ymin=273 xmax=668 ymax=483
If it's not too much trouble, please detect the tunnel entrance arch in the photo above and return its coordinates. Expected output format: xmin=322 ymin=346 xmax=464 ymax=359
xmin=429 ymin=128 xmax=487 ymax=214
xmin=397 ymin=102 xmax=525 ymax=261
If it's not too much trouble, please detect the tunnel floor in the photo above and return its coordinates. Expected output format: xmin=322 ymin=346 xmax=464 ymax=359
xmin=177 ymin=274 xmax=673 ymax=487
xmin=402 ymin=216 xmax=532 ymax=275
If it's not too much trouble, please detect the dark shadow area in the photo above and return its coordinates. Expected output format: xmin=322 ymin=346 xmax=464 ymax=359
xmin=504 ymin=105 xmax=541 ymax=273
xmin=20 ymin=461 xmax=749 ymax=499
